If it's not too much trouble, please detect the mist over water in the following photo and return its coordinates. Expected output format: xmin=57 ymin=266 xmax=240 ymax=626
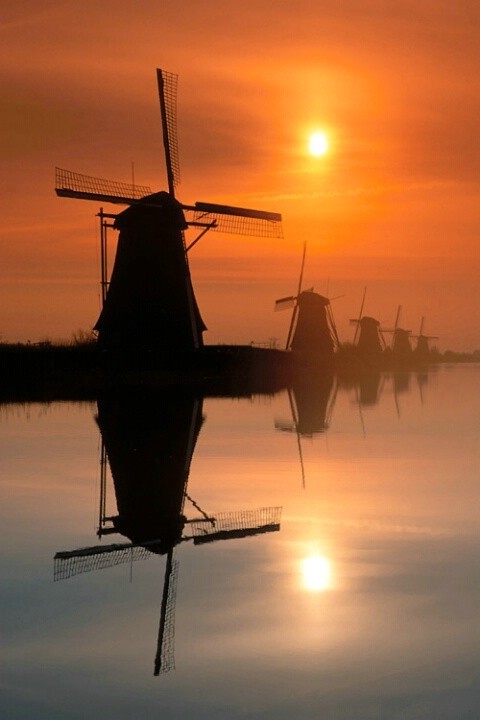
xmin=1 ymin=364 xmax=479 ymax=718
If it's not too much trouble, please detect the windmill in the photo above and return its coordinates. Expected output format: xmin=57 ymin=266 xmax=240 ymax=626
xmin=55 ymin=69 xmax=283 ymax=353
xmin=412 ymin=317 xmax=439 ymax=358
xmin=54 ymin=388 xmax=282 ymax=675
xmin=274 ymin=243 xmax=340 ymax=356
xmin=383 ymin=305 xmax=412 ymax=356
xmin=349 ymin=287 xmax=386 ymax=355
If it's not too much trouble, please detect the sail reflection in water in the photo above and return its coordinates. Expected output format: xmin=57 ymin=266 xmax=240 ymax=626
xmin=54 ymin=389 xmax=281 ymax=675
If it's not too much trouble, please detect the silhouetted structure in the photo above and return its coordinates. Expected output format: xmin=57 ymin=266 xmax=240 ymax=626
xmin=274 ymin=243 xmax=339 ymax=358
xmin=290 ymin=292 xmax=339 ymax=356
xmin=354 ymin=316 xmax=384 ymax=356
xmin=95 ymin=193 xmax=205 ymax=353
xmin=383 ymin=306 xmax=413 ymax=359
xmin=349 ymin=288 xmax=384 ymax=357
xmin=413 ymin=317 xmax=439 ymax=359
xmin=391 ymin=328 xmax=413 ymax=357
xmin=55 ymin=69 xmax=282 ymax=356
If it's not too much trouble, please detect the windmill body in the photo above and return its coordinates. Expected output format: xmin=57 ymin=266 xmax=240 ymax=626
xmin=391 ymin=328 xmax=413 ymax=357
xmin=414 ymin=334 xmax=432 ymax=357
xmin=290 ymin=291 xmax=336 ymax=356
xmin=94 ymin=193 xmax=205 ymax=353
xmin=356 ymin=316 xmax=384 ymax=356
xmin=275 ymin=246 xmax=339 ymax=360
xmin=413 ymin=317 xmax=438 ymax=358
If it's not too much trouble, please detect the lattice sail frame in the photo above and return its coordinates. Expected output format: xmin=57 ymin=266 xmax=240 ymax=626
xmin=55 ymin=167 xmax=152 ymax=204
xmin=190 ymin=205 xmax=283 ymax=239
xmin=158 ymin=69 xmax=181 ymax=191
xmin=54 ymin=542 xmax=153 ymax=581
xmin=54 ymin=507 xmax=282 ymax=580
xmin=55 ymin=167 xmax=282 ymax=238
xmin=186 ymin=506 xmax=282 ymax=543
xmin=155 ymin=557 xmax=179 ymax=675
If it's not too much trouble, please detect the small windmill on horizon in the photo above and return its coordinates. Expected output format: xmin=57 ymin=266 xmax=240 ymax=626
xmin=274 ymin=242 xmax=340 ymax=355
xmin=349 ymin=287 xmax=386 ymax=355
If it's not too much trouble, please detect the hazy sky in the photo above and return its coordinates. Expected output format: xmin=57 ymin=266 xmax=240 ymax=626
xmin=2 ymin=0 xmax=480 ymax=349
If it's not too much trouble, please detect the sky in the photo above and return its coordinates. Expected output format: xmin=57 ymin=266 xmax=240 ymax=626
xmin=1 ymin=0 xmax=480 ymax=350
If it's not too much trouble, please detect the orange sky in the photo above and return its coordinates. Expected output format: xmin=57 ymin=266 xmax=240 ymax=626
xmin=2 ymin=1 xmax=480 ymax=350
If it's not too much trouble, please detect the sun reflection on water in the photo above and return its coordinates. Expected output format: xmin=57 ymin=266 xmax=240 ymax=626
xmin=301 ymin=554 xmax=332 ymax=592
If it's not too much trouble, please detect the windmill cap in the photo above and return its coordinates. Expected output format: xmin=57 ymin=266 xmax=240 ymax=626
xmin=113 ymin=191 xmax=187 ymax=230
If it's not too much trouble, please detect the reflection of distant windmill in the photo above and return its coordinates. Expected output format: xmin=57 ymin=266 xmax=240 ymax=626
xmin=349 ymin=287 xmax=385 ymax=355
xmin=55 ymin=68 xmax=282 ymax=353
xmin=274 ymin=243 xmax=340 ymax=356
xmin=412 ymin=317 xmax=439 ymax=358
xmin=275 ymin=372 xmax=337 ymax=486
xmin=392 ymin=371 xmax=411 ymax=417
xmin=54 ymin=390 xmax=281 ymax=675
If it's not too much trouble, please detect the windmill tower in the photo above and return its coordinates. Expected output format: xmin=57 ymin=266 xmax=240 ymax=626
xmin=54 ymin=387 xmax=281 ymax=675
xmin=274 ymin=243 xmax=340 ymax=356
xmin=413 ymin=317 xmax=439 ymax=358
xmin=55 ymin=69 xmax=283 ymax=354
xmin=349 ymin=288 xmax=385 ymax=356
xmin=383 ymin=305 xmax=412 ymax=357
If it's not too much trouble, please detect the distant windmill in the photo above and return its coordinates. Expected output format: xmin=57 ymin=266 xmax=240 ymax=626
xmin=55 ymin=69 xmax=283 ymax=353
xmin=383 ymin=305 xmax=412 ymax=356
xmin=412 ymin=317 xmax=439 ymax=357
xmin=274 ymin=243 xmax=340 ymax=356
xmin=349 ymin=287 xmax=385 ymax=355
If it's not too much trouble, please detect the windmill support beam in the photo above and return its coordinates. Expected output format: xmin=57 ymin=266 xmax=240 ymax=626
xmin=185 ymin=221 xmax=217 ymax=252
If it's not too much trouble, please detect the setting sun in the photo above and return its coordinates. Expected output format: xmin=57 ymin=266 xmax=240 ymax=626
xmin=308 ymin=131 xmax=329 ymax=157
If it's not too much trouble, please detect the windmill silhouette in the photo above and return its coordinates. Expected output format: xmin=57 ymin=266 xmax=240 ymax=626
xmin=412 ymin=317 xmax=439 ymax=358
xmin=383 ymin=305 xmax=413 ymax=357
xmin=274 ymin=243 xmax=340 ymax=356
xmin=349 ymin=287 xmax=386 ymax=356
xmin=54 ymin=388 xmax=281 ymax=674
xmin=55 ymin=69 xmax=283 ymax=353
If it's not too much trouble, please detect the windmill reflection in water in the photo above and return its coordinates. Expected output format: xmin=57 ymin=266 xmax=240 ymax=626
xmin=54 ymin=389 xmax=281 ymax=675
xmin=275 ymin=371 xmax=338 ymax=486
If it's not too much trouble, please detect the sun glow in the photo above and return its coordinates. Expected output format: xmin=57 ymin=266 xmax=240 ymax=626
xmin=308 ymin=131 xmax=329 ymax=157
xmin=301 ymin=555 xmax=332 ymax=592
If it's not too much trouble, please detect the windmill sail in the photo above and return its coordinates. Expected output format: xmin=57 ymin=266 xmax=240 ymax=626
xmin=187 ymin=506 xmax=281 ymax=544
xmin=157 ymin=69 xmax=181 ymax=196
xmin=274 ymin=296 xmax=296 ymax=311
xmin=55 ymin=167 xmax=152 ymax=204
xmin=154 ymin=548 xmax=179 ymax=675
xmin=191 ymin=202 xmax=282 ymax=238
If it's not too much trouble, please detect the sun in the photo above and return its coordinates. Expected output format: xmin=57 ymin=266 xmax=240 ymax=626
xmin=308 ymin=131 xmax=329 ymax=157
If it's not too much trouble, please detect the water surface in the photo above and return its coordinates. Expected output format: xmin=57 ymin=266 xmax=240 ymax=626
xmin=1 ymin=365 xmax=479 ymax=718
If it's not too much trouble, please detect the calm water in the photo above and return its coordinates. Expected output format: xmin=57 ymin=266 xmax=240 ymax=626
xmin=1 ymin=365 xmax=480 ymax=719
